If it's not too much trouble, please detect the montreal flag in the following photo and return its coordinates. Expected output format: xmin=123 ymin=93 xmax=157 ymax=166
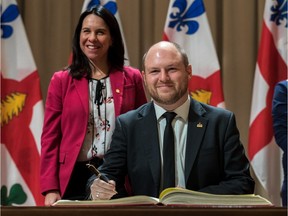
xmin=1 ymin=0 xmax=44 ymax=206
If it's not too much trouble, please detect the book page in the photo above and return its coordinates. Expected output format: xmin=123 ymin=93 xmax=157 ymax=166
xmin=159 ymin=187 xmax=273 ymax=207
xmin=53 ymin=195 xmax=160 ymax=206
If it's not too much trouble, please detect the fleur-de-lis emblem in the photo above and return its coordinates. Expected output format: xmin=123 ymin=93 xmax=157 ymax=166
xmin=270 ymin=0 xmax=288 ymax=27
xmin=168 ymin=0 xmax=205 ymax=35
xmin=87 ymin=0 xmax=117 ymax=15
xmin=0 ymin=4 xmax=20 ymax=39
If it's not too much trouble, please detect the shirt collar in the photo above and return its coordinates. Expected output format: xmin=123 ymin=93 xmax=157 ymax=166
xmin=154 ymin=96 xmax=190 ymax=121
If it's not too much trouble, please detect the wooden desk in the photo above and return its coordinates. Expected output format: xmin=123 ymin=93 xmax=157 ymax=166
xmin=1 ymin=206 xmax=287 ymax=216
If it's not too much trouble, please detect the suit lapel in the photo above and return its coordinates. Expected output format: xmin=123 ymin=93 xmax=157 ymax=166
xmin=139 ymin=100 xmax=208 ymax=190
xmin=185 ymin=99 xmax=208 ymax=183
xmin=140 ymin=103 xmax=162 ymax=189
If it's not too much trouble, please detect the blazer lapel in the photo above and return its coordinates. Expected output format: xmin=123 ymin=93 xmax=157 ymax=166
xmin=185 ymin=99 xmax=208 ymax=183
xmin=109 ymin=69 xmax=124 ymax=117
xmin=74 ymin=78 xmax=89 ymax=116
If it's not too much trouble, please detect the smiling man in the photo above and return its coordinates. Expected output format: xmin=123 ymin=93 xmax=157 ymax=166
xmin=143 ymin=41 xmax=191 ymax=111
xmin=87 ymin=41 xmax=255 ymax=200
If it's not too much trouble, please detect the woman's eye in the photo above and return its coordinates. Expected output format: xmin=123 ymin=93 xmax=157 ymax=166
xmin=82 ymin=28 xmax=89 ymax=32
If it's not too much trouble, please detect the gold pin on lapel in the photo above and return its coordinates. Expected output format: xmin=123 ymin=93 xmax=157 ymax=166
xmin=197 ymin=122 xmax=203 ymax=128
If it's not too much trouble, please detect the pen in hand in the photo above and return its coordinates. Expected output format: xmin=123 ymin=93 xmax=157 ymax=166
xmin=86 ymin=163 xmax=110 ymax=183
xmin=86 ymin=163 xmax=118 ymax=199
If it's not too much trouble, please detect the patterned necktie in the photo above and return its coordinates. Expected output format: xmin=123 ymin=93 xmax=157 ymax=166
xmin=162 ymin=112 xmax=177 ymax=190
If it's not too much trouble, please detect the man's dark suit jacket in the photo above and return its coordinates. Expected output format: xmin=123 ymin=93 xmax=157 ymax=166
xmin=272 ymin=80 xmax=287 ymax=206
xmin=88 ymin=97 xmax=255 ymax=198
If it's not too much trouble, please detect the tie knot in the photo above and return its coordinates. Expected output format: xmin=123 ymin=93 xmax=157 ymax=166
xmin=163 ymin=112 xmax=177 ymax=124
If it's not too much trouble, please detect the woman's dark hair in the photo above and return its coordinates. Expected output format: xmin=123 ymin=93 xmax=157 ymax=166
xmin=68 ymin=5 xmax=125 ymax=79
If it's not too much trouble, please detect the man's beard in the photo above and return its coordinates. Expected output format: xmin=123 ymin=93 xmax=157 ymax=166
xmin=148 ymin=83 xmax=188 ymax=105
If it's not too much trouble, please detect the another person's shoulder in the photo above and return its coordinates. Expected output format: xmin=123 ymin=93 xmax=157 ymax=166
xmin=279 ymin=79 xmax=288 ymax=85
xmin=123 ymin=66 xmax=141 ymax=75
xmin=275 ymin=80 xmax=288 ymax=90
xmin=51 ymin=69 xmax=71 ymax=81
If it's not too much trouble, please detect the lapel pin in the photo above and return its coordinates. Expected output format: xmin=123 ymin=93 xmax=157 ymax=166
xmin=116 ymin=89 xmax=120 ymax=93
xmin=197 ymin=122 xmax=203 ymax=128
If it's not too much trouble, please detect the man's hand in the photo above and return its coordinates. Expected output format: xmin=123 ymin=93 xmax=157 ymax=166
xmin=90 ymin=178 xmax=117 ymax=200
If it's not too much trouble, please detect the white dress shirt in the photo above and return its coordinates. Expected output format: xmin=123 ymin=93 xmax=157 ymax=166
xmin=154 ymin=96 xmax=190 ymax=190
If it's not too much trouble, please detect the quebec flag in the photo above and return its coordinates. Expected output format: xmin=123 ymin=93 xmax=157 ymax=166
xmin=82 ymin=0 xmax=129 ymax=65
xmin=1 ymin=0 xmax=44 ymax=206
xmin=163 ymin=0 xmax=225 ymax=107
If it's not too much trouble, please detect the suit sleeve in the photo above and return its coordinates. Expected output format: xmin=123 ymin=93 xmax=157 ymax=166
xmin=86 ymin=116 xmax=128 ymax=198
xmin=272 ymin=81 xmax=287 ymax=152
xmin=199 ymin=112 xmax=255 ymax=194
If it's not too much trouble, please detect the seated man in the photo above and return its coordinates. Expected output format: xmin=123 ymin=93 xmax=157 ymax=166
xmin=87 ymin=41 xmax=255 ymax=200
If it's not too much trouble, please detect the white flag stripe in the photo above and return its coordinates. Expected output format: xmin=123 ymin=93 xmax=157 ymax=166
xmin=30 ymin=101 xmax=44 ymax=154
xmin=251 ymin=140 xmax=283 ymax=202
xmin=1 ymin=145 xmax=36 ymax=206
xmin=249 ymin=65 xmax=269 ymax=125
xmin=1 ymin=2 xmax=36 ymax=81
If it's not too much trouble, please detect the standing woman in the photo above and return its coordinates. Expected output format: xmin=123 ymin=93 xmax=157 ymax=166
xmin=40 ymin=5 xmax=147 ymax=206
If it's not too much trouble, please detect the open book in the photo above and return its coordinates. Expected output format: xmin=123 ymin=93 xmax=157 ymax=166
xmin=53 ymin=187 xmax=273 ymax=207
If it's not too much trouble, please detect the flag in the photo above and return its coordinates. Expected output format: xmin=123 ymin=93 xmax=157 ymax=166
xmin=81 ymin=0 xmax=129 ymax=65
xmin=248 ymin=0 xmax=287 ymax=206
xmin=163 ymin=0 xmax=224 ymax=107
xmin=1 ymin=0 xmax=44 ymax=206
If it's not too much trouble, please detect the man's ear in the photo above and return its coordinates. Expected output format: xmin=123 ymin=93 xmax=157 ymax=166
xmin=141 ymin=71 xmax=147 ymax=85
xmin=187 ymin=64 xmax=192 ymax=79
